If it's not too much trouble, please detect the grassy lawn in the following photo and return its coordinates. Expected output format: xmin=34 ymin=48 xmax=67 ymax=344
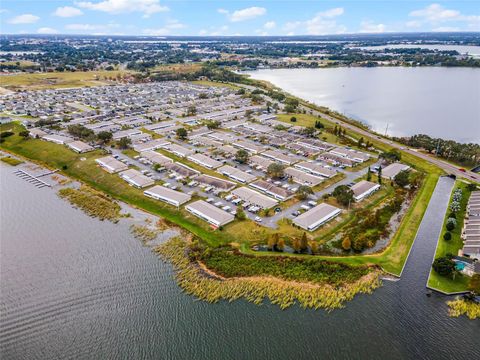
xmin=192 ymin=80 xmax=240 ymax=89
xmin=312 ymin=172 xmax=346 ymax=192
xmin=427 ymin=181 xmax=472 ymax=293
xmin=0 ymin=156 xmax=23 ymax=166
xmin=121 ymin=149 xmax=140 ymax=158
xmin=0 ymin=70 xmax=134 ymax=91
xmin=0 ymin=123 xmax=239 ymax=247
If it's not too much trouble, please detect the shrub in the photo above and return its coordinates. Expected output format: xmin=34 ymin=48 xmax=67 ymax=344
xmin=443 ymin=232 xmax=452 ymax=241
xmin=450 ymin=200 xmax=460 ymax=213
xmin=432 ymin=257 xmax=456 ymax=277
xmin=446 ymin=218 xmax=456 ymax=231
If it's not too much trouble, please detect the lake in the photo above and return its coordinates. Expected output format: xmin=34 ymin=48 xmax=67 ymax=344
xmin=245 ymin=67 xmax=480 ymax=143
xmin=0 ymin=166 xmax=479 ymax=360
xmin=352 ymin=44 xmax=480 ymax=56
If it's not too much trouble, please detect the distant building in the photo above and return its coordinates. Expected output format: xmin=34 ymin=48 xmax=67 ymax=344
xmin=293 ymin=203 xmax=341 ymax=231
xmin=186 ymin=200 xmax=234 ymax=228
xmin=144 ymin=185 xmax=191 ymax=207
xmin=381 ymin=163 xmax=410 ymax=179
xmin=95 ymin=156 xmax=129 ymax=174
xmin=119 ymin=169 xmax=154 ymax=189
xmin=66 ymin=140 xmax=94 ymax=153
xmin=351 ymin=180 xmax=380 ymax=201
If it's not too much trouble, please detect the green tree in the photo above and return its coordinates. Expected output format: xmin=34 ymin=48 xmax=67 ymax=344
xmin=467 ymin=183 xmax=478 ymax=191
xmin=432 ymin=256 xmax=456 ymax=277
xmin=235 ymin=205 xmax=246 ymax=220
xmin=176 ymin=127 xmax=188 ymax=140
xmin=357 ymin=137 xmax=364 ymax=147
xmin=97 ymin=131 xmax=113 ymax=144
xmin=301 ymin=127 xmax=316 ymax=138
xmin=67 ymin=124 xmax=95 ymax=140
xmin=235 ymin=149 xmax=249 ymax=164
xmin=117 ymin=137 xmax=131 ymax=149
xmin=380 ymin=149 xmax=402 ymax=163
xmin=378 ymin=166 xmax=382 ymax=185
xmin=267 ymin=163 xmax=285 ymax=179
xmin=394 ymin=170 xmax=410 ymax=187
xmin=296 ymin=185 xmax=313 ymax=200
xmin=290 ymin=116 xmax=297 ymax=122
xmin=18 ymin=130 xmax=30 ymax=139
xmin=443 ymin=232 xmax=452 ymax=241
xmin=366 ymin=167 xmax=372 ymax=181
xmin=332 ymin=185 xmax=354 ymax=207
xmin=206 ymin=120 xmax=221 ymax=130
xmin=187 ymin=105 xmax=197 ymax=116
xmin=314 ymin=120 xmax=324 ymax=129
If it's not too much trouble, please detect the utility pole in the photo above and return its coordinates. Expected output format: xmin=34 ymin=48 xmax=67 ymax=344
xmin=384 ymin=123 xmax=389 ymax=137
xmin=435 ymin=139 xmax=441 ymax=157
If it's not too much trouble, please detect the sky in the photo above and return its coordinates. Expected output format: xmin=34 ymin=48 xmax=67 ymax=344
xmin=1 ymin=1 xmax=479 ymax=36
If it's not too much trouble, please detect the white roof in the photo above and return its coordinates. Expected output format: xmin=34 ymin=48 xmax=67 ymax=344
xmin=231 ymin=187 xmax=278 ymax=209
xmin=293 ymin=203 xmax=341 ymax=231
xmin=382 ymin=163 xmax=410 ymax=178
xmin=186 ymin=200 xmax=234 ymax=227
xmin=144 ymin=185 xmax=191 ymax=205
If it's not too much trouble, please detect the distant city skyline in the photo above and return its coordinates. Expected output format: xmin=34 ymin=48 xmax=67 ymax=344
xmin=1 ymin=1 xmax=479 ymax=36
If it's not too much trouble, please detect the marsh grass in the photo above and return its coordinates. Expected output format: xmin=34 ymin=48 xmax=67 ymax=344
xmin=155 ymin=237 xmax=382 ymax=310
xmin=447 ymin=298 xmax=480 ymax=319
xmin=130 ymin=224 xmax=158 ymax=243
xmin=58 ymin=185 xmax=122 ymax=222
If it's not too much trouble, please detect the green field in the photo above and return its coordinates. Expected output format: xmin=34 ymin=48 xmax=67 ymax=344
xmin=0 ymin=70 xmax=134 ymax=91
xmin=427 ymin=181 xmax=472 ymax=293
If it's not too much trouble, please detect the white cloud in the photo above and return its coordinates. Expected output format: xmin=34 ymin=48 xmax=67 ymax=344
xmin=359 ymin=20 xmax=386 ymax=33
xmin=8 ymin=14 xmax=40 ymax=24
xmin=143 ymin=19 xmax=185 ymax=36
xmin=76 ymin=0 xmax=169 ymax=17
xmin=409 ymin=3 xmax=480 ymax=30
xmin=219 ymin=7 xmax=266 ymax=22
xmin=284 ymin=7 xmax=346 ymax=35
xmin=54 ymin=6 xmax=83 ymax=18
xmin=37 ymin=27 xmax=59 ymax=34
xmin=409 ymin=4 xmax=460 ymax=22
xmin=263 ymin=21 xmax=276 ymax=29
